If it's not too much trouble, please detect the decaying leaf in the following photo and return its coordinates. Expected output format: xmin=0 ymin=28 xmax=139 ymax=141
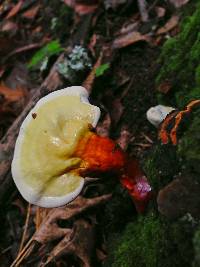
xmin=110 ymin=97 xmax=124 ymax=126
xmin=22 ymin=4 xmax=40 ymax=19
xmin=156 ymin=15 xmax=179 ymax=35
xmin=117 ymin=126 xmax=131 ymax=151
xmin=1 ymin=21 xmax=18 ymax=33
xmin=63 ymin=0 xmax=99 ymax=15
xmin=12 ymin=194 xmax=111 ymax=267
xmin=41 ymin=219 xmax=95 ymax=267
xmin=33 ymin=194 xmax=111 ymax=244
xmin=6 ymin=0 xmax=23 ymax=19
xmin=96 ymin=113 xmax=111 ymax=137
xmin=112 ymin=31 xmax=150 ymax=49
xmin=168 ymin=0 xmax=190 ymax=8
xmin=0 ymin=83 xmax=27 ymax=114
xmin=157 ymin=80 xmax=172 ymax=94
xmin=155 ymin=6 xmax=166 ymax=18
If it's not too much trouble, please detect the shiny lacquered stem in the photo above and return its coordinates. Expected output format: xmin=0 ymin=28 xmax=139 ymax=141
xmin=75 ymin=133 xmax=152 ymax=213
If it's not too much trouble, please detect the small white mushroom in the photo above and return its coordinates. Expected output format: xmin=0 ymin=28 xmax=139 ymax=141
xmin=12 ymin=86 xmax=100 ymax=208
xmin=146 ymin=104 xmax=176 ymax=127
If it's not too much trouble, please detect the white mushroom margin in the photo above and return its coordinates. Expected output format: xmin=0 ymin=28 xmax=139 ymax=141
xmin=146 ymin=104 xmax=176 ymax=127
xmin=11 ymin=86 xmax=101 ymax=208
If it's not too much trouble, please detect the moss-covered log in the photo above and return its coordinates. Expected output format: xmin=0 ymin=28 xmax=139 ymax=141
xmin=105 ymin=2 xmax=200 ymax=267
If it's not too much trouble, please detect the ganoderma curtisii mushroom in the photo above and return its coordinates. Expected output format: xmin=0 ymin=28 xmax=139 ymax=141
xmin=12 ymin=86 xmax=151 ymax=212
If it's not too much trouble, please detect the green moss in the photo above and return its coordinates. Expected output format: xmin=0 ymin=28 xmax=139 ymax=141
xmin=155 ymin=1 xmax=200 ymax=180
xmin=157 ymin=3 xmax=200 ymax=108
xmin=193 ymin=227 xmax=200 ymax=266
xmin=104 ymin=212 xmax=194 ymax=267
xmin=143 ymin=144 xmax=179 ymax=192
xmin=178 ymin=110 xmax=200 ymax=176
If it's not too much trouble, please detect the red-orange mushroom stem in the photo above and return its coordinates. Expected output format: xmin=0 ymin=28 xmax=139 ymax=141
xmin=74 ymin=132 xmax=152 ymax=213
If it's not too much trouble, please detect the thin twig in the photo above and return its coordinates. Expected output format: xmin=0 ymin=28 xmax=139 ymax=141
xmin=18 ymin=203 xmax=31 ymax=253
xmin=82 ymin=52 xmax=103 ymax=94
xmin=15 ymin=242 xmax=35 ymax=267
xmin=10 ymin=237 xmax=34 ymax=267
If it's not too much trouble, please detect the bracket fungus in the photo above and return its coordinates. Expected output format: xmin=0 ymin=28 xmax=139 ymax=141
xmin=12 ymin=86 xmax=100 ymax=207
xmin=12 ymin=86 xmax=151 ymax=211
xmin=146 ymin=104 xmax=176 ymax=128
xmin=147 ymin=100 xmax=200 ymax=145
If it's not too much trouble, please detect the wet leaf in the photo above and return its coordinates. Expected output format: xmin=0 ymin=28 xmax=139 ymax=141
xmin=22 ymin=4 xmax=40 ymax=19
xmin=96 ymin=113 xmax=111 ymax=137
xmin=169 ymin=0 xmax=190 ymax=8
xmin=63 ymin=0 xmax=99 ymax=15
xmin=0 ymin=79 xmax=28 ymax=117
xmin=95 ymin=63 xmax=110 ymax=77
xmin=1 ymin=21 xmax=18 ymax=33
xmin=33 ymin=194 xmax=111 ymax=244
xmin=112 ymin=31 xmax=150 ymax=49
xmin=156 ymin=15 xmax=179 ymax=35
xmin=28 ymin=40 xmax=63 ymax=69
xmin=41 ymin=219 xmax=95 ymax=267
xmin=0 ymin=83 xmax=26 ymax=103
xmin=6 ymin=0 xmax=23 ymax=19
xmin=155 ymin=6 xmax=166 ymax=18
xmin=157 ymin=80 xmax=172 ymax=94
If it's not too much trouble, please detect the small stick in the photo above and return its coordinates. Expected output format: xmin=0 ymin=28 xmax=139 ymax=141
xmin=18 ymin=203 xmax=31 ymax=253
xmin=15 ymin=242 xmax=35 ymax=267
xmin=35 ymin=207 xmax=41 ymax=230
xmin=10 ymin=237 xmax=34 ymax=267
xmin=82 ymin=52 xmax=103 ymax=94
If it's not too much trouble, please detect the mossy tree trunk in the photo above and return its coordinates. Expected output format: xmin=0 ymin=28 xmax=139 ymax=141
xmin=105 ymin=2 xmax=200 ymax=267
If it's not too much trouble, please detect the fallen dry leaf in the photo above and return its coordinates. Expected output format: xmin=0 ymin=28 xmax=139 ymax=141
xmin=6 ymin=0 xmax=23 ymax=19
xmin=156 ymin=15 xmax=179 ymax=35
xmin=33 ymin=194 xmax=111 ymax=244
xmin=0 ymin=83 xmax=26 ymax=103
xmin=157 ymin=80 xmax=172 ymax=94
xmin=63 ymin=0 xmax=99 ymax=15
xmin=117 ymin=21 xmax=140 ymax=36
xmin=112 ymin=31 xmax=150 ymax=49
xmin=110 ymin=97 xmax=124 ymax=126
xmin=155 ymin=6 xmax=166 ymax=18
xmin=117 ymin=126 xmax=131 ymax=151
xmin=96 ymin=113 xmax=111 ymax=137
xmin=1 ymin=21 xmax=18 ymax=33
xmin=22 ymin=4 xmax=40 ymax=19
xmin=169 ymin=0 xmax=190 ymax=8
xmin=0 ymin=82 xmax=27 ymax=116
xmin=41 ymin=219 xmax=95 ymax=267
xmin=11 ymin=194 xmax=111 ymax=266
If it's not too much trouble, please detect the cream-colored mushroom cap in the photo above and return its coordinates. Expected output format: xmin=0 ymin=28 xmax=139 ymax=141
xmin=11 ymin=86 xmax=100 ymax=208
xmin=146 ymin=104 xmax=175 ymax=128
